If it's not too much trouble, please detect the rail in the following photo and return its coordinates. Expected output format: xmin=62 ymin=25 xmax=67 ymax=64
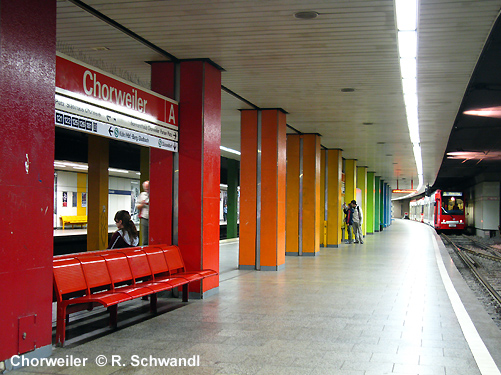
xmin=441 ymin=234 xmax=501 ymax=307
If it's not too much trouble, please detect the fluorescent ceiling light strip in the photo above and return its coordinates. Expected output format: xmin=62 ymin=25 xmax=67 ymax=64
xmin=393 ymin=0 xmax=422 ymax=200
xmin=220 ymin=145 xmax=241 ymax=155
xmin=400 ymin=58 xmax=417 ymax=79
xmin=395 ymin=0 xmax=418 ymax=30
xmin=402 ymin=78 xmax=417 ymax=95
xmin=108 ymin=168 xmax=129 ymax=173
xmin=398 ymin=31 xmax=417 ymax=58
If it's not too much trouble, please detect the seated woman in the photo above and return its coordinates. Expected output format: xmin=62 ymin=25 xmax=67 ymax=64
xmin=108 ymin=210 xmax=139 ymax=249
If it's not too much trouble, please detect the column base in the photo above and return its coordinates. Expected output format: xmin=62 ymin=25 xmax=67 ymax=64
xmin=261 ymin=264 xmax=285 ymax=271
xmin=5 ymin=345 xmax=52 ymax=371
xmin=239 ymin=264 xmax=255 ymax=270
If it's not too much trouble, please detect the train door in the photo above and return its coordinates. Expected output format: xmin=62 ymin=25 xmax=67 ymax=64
xmin=434 ymin=191 xmax=441 ymax=228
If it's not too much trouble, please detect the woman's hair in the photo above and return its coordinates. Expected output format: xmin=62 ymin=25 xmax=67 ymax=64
xmin=114 ymin=210 xmax=138 ymax=242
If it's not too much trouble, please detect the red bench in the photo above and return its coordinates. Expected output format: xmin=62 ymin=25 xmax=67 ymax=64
xmin=53 ymin=245 xmax=217 ymax=346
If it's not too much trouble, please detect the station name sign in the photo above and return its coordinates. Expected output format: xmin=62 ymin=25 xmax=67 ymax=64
xmin=55 ymin=53 xmax=178 ymax=151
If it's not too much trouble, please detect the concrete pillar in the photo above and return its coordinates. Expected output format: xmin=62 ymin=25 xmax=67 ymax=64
xmin=345 ymin=159 xmax=357 ymax=205
xmin=226 ymin=159 xmax=239 ymax=239
xmin=286 ymin=134 xmax=321 ymax=255
xmin=286 ymin=134 xmax=300 ymax=255
xmin=149 ymin=62 xmax=175 ymax=247
xmin=323 ymin=149 xmax=343 ymax=247
xmin=375 ymin=176 xmax=381 ymax=232
xmin=240 ymin=109 xmax=286 ymax=270
xmin=87 ymin=135 xmax=109 ymax=251
xmin=357 ymin=166 xmax=368 ymax=236
xmin=150 ymin=59 xmax=222 ymax=296
xmin=0 ymin=0 xmax=56 ymax=362
xmin=366 ymin=172 xmax=376 ymax=234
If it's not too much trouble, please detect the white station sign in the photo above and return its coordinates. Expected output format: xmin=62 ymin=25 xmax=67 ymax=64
xmin=55 ymin=53 xmax=178 ymax=151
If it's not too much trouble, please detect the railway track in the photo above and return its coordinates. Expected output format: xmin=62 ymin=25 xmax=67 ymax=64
xmin=441 ymin=234 xmax=501 ymax=309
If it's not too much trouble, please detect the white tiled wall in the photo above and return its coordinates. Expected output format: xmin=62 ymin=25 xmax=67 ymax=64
xmin=54 ymin=170 xmax=140 ymax=228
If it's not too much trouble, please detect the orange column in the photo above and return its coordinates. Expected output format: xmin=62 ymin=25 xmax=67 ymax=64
xmin=326 ymin=149 xmax=343 ymax=247
xmin=301 ymin=134 xmax=321 ymax=255
xmin=286 ymin=134 xmax=300 ymax=255
xmin=239 ymin=109 xmax=286 ymax=271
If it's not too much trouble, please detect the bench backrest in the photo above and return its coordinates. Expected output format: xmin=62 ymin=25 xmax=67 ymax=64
xmin=53 ymin=258 xmax=89 ymax=301
xmin=143 ymin=247 xmax=170 ymax=278
xmin=161 ymin=245 xmax=186 ymax=274
xmin=102 ymin=253 xmax=135 ymax=285
xmin=121 ymin=249 xmax=152 ymax=280
xmin=78 ymin=256 xmax=113 ymax=290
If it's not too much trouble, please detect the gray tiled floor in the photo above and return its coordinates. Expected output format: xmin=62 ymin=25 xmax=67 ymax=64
xmin=14 ymin=220 xmax=501 ymax=374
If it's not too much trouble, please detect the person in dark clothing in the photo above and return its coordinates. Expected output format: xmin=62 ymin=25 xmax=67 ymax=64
xmin=343 ymin=202 xmax=355 ymax=244
xmin=108 ymin=210 xmax=139 ymax=249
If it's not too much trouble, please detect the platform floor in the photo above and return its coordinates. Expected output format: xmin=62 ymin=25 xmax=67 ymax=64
xmin=18 ymin=219 xmax=501 ymax=374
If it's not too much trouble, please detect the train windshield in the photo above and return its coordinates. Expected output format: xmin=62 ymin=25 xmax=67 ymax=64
xmin=441 ymin=195 xmax=464 ymax=215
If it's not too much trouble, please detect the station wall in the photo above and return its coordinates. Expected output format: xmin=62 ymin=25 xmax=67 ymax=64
xmin=53 ymin=170 xmax=140 ymax=228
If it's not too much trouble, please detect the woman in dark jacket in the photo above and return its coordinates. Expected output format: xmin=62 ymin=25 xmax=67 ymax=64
xmin=108 ymin=210 xmax=139 ymax=249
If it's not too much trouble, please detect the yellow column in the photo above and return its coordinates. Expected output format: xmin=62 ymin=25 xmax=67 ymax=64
xmin=301 ymin=134 xmax=321 ymax=255
xmin=344 ymin=159 xmax=357 ymax=205
xmin=87 ymin=135 xmax=109 ymax=251
xmin=326 ymin=149 xmax=343 ymax=247
xmin=320 ymin=149 xmax=326 ymax=247
xmin=286 ymin=134 xmax=300 ymax=255
xmin=357 ymin=166 xmax=368 ymax=236
xmin=76 ymin=173 xmax=87 ymax=216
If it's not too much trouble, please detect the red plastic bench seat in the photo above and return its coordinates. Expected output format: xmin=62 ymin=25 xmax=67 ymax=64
xmin=53 ymin=244 xmax=218 ymax=346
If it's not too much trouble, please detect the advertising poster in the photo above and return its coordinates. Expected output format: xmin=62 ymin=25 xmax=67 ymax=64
xmin=82 ymin=192 xmax=87 ymax=208
xmin=72 ymin=192 xmax=77 ymax=207
xmin=62 ymin=191 xmax=68 ymax=207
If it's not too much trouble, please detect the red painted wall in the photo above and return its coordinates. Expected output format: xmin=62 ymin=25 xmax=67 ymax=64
xmin=0 ymin=0 xmax=56 ymax=360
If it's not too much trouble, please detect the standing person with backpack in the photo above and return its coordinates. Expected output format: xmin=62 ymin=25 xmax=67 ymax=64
xmin=351 ymin=200 xmax=364 ymax=244
xmin=343 ymin=202 xmax=355 ymax=244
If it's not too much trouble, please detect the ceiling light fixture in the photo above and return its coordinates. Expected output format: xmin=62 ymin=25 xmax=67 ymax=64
xmin=108 ymin=168 xmax=129 ymax=173
xmin=464 ymin=106 xmax=501 ymax=118
xmin=395 ymin=0 xmax=422 ymax=200
xmin=294 ymin=11 xmax=319 ymax=20
xmin=220 ymin=145 xmax=241 ymax=155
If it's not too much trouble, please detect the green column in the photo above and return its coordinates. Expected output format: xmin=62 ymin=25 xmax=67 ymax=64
xmin=374 ymin=176 xmax=381 ymax=232
xmin=367 ymin=172 xmax=375 ymax=234
xmin=227 ymin=159 xmax=239 ymax=238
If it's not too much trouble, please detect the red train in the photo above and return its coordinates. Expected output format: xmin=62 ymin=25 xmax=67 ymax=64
xmin=410 ymin=190 xmax=466 ymax=232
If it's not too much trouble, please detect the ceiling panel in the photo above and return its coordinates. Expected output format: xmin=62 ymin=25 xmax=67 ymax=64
xmin=56 ymin=0 xmax=501 ymax=192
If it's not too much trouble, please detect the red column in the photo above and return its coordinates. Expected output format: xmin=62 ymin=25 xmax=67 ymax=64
xmin=149 ymin=63 xmax=175 ymax=245
xmin=0 ymin=0 xmax=56 ymax=361
xmin=151 ymin=60 xmax=221 ymax=296
xmin=179 ymin=60 xmax=221 ymax=296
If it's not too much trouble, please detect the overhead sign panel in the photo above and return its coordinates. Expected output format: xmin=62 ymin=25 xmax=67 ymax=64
xmin=55 ymin=109 xmax=177 ymax=152
xmin=55 ymin=53 xmax=178 ymax=151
